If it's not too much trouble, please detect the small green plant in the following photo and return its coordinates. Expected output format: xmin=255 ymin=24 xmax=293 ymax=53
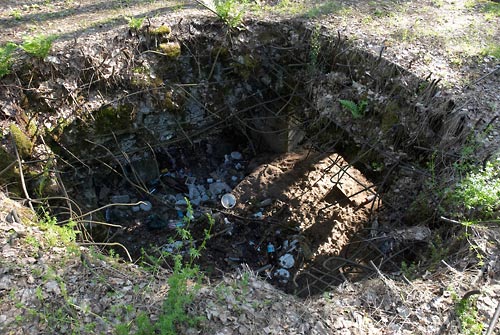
xmin=0 ymin=42 xmax=18 ymax=78
xmin=38 ymin=212 xmax=79 ymax=251
xmin=20 ymin=34 xmax=56 ymax=59
xmin=449 ymin=157 xmax=500 ymax=221
xmin=401 ymin=261 xmax=418 ymax=279
xmin=339 ymin=99 xmax=368 ymax=119
xmin=10 ymin=9 xmax=23 ymax=20
xmin=126 ymin=199 xmax=214 ymax=334
xmin=126 ymin=16 xmax=145 ymax=30
xmin=455 ymin=294 xmax=484 ymax=335
xmin=481 ymin=43 xmax=500 ymax=58
xmin=214 ymin=0 xmax=244 ymax=28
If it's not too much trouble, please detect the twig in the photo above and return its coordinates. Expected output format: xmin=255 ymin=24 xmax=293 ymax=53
xmin=486 ymin=300 xmax=500 ymax=335
xmin=440 ymin=216 xmax=462 ymax=225
xmin=466 ymin=66 xmax=500 ymax=89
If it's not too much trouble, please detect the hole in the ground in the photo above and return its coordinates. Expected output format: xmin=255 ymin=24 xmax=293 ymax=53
xmin=40 ymin=18 xmax=461 ymax=297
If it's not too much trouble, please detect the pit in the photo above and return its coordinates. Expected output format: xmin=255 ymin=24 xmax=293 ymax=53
xmin=12 ymin=17 xmax=466 ymax=297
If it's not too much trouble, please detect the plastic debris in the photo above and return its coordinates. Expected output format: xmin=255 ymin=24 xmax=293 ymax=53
xmin=230 ymin=151 xmax=243 ymax=160
xmin=274 ymin=268 xmax=290 ymax=284
xmin=279 ymin=253 xmax=295 ymax=269
xmin=231 ymin=175 xmax=238 ymax=182
xmin=221 ymin=193 xmax=236 ymax=209
xmin=207 ymin=178 xmax=214 ymax=183
xmin=139 ymin=201 xmax=152 ymax=211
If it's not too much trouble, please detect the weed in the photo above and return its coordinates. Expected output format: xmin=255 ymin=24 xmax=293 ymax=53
xmin=455 ymin=294 xmax=484 ymax=335
xmin=21 ymin=34 xmax=56 ymax=59
xmin=10 ymin=9 xmax=23 ymax=20
xmin=217 ymin=0 xmax=245 ymax=28
xmin=449 ymin=157 xmax=500 ymax=221
xmin=401 ymin=261 xmax=418 ymax=279
xmin=126 ymin=16 xmax=145 ymax=30
xmin=38 ymin=213 xmax=79 ymax=250
xmin=126 ymin=200 xmax=214 ymax=334
xmin=0 ymin=42 xmax=18 ymax=78
xmin=339 ymin=99 xmax=368 ymax=119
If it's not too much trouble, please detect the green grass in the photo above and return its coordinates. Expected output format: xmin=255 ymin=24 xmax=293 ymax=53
xmin=481 ymin=43 xmax=500 ymax=58
xmin=481 ymin=0 xmax=500 ymax=17
xmin=20 ymin=34 xmax=56 ymax=59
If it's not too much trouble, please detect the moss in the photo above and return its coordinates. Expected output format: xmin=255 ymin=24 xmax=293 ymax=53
xmin=9 ymin=124 xmax=33 ymax=158
xmin=158 ymin=42 xmax=181 ymax=58
xmin=151 ymin=25 xmax=171 ymax=35
xmin=94 ymin=105 xmax=134 ymax=135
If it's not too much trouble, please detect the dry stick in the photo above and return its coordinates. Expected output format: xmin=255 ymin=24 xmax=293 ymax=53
xmin=12 ymin=133 xmax=34 ymax=212
xmin=466 ymin=66 xmax=500 ymax=89
xmin=486 ymin=300 xmax=500 ymax=335
xmin=79 ymin=242 xmax=133 ymax=262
